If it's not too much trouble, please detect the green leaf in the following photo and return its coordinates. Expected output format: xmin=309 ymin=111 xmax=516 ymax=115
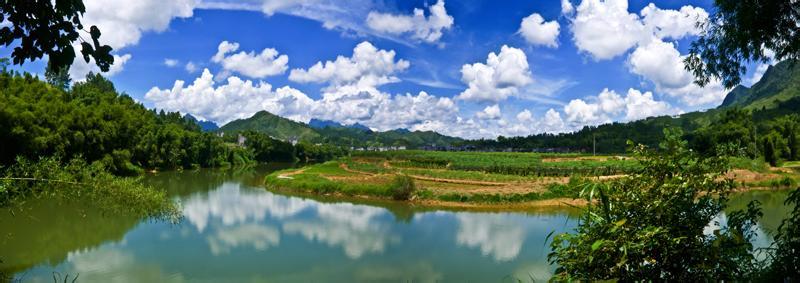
xmin=591 ymin=239 xmax=604 ymax=251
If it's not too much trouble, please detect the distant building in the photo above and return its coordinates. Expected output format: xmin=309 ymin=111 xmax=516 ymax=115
xmin=237 ymin=134 xmax=247 ymax=147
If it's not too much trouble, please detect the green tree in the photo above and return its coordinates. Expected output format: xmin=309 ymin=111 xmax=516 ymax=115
xmin=684 ymin=0 xmax=799 ymax=88
xmin=763 ymin=136 xmax=778 ymax=167
xmin=0 ymin=0 xmax=113 ymax=72
xmin=45 ymin=61 xmax=71 ymax=90
xmin=790 ymin=130 xmax=799 ymax=160
xmin=548 ymin=128 xmax=762 ymax=281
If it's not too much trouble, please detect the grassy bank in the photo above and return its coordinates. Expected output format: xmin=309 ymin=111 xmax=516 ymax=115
xmin=1 ymin=157 xmax=179 ymax=219
xmin=264 ymin=156 xmax=587 ymax=208
xmin=264 ymin=151 xmax=799 ymax=208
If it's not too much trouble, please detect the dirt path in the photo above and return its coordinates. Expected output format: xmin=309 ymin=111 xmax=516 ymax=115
xmin=339 ymin=163 xmax=377 ymax=176
xmin=406 ymin=174 xmax=510 ymax=186
xmin=276 ymin=168 xmax=307 ymax=179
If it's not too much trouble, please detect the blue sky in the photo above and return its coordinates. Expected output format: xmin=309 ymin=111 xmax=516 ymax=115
xmin=3 ymin=0 xmax=770 ymax=139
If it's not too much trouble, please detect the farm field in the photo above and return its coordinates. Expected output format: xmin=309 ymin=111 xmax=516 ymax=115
xmin=264 ymin=150 xmax=800 ymax=208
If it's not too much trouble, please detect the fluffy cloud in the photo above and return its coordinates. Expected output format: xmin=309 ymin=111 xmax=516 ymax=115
xmin=66 ymin=0 xmax=197 ymax=79
xmin=211 ymin=41 xmax=289 ymax=78
xmin=570 ymin=0 xmax=707 ymax=60
xmin=163 ymin=58 xmax=179 ymax=67
xmin=309 ymin=85 xmax=459 ymax=131
xmin=476 ymin=105 xmax=502 ymax=120
xmin=82 ymin=0 xmax=196 ymax=49
xmin=640 ymin=3 xmax=708 ymax=40
xmin=185 ymin=62 xmax=199 ymax=73
xmin=561 ymin=0 xmax=574 ymax=14
xmin=628 ymin=39 xmax=692 ymax=89
xmin=628 ymin=39 xmax=727 ymax=106
xmin=69 ymin=54 xmax=132 ymax=81
xmin=541 ymin=109 xmax=567 ymax=132
xmin=289 ymin=41 xmax=409 ymax=89
xmin=564 ymin=88 xmax=676 ymax=126
xmin=519 ymin=13 xmax=560 ymax=48
xmin=623 ymin=88 xmax=677 ymax=120
xmin=457 ymin=45 xmax=533 ymax=102
xmin=571 ymin=0 xmax=647 ymax=60
xmin=145 ymin=69 xmax=315 ymax=125
xmin=516 ymin=109 xmax=533 ymax=122
xmin=145 ymin=68 xmax=459 ymax=133
xmin=366 ymin=0 xmax=454 ymax=43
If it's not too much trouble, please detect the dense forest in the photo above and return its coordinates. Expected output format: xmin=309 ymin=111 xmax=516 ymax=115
xmin=0 ymin=71 xmax=346 ymax=175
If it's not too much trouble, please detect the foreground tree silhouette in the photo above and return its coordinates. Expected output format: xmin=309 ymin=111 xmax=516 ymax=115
xmin=685 ymin=0 xmax=800 ymax=88
xmin=548 ymin=128 xmax=763 ymax=281
xmin=0 ymin=0 xmax=113 ymax=73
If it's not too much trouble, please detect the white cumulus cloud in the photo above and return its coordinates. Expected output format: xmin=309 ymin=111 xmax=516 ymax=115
xmin=628 ymin=39 xmax=727 ymax=107
xmin=211 ymin=41 xmax=289 ymax=78
xmin=519 ymin=13 xmax=560 ymax=48
xmin=476 ymin=105 xmax=502 ymax=120
xmin=66 ymin=0 xmax=197 ymax=79
xmin=640 ymin=3 xmax=708 ymax=40
xmin=564 ymin=88 xmax=677 ymax=126
xmin=144 ymin=69 xmax=315 ymax=125
xmin=366 ymin=0 xmax=454 ymax=44
xmin=571 ymin=0 xmax=648 ymax=60
xmin=457 ymin=45 xmax=533 ymax=102
xmin=289 ymin=41 xmax=410 ymax=89
xmin=163 ymin=58 xmax=179 ymax=67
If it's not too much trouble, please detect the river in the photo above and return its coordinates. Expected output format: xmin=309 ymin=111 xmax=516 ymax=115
xmin=0 ymin=165 xmax=792 ymax=282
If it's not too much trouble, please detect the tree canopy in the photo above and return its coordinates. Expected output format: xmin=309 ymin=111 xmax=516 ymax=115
xmin=685 ymin=0 xmax=800 ymax=88
xmin=0 ymin=0 xmax=113 ymax=73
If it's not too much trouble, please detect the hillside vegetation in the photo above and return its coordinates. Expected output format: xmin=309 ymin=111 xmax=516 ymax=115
xmin=218 ymin=111 xmax=462 ymax=148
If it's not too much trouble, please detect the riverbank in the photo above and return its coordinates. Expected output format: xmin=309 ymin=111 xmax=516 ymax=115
xmin=264 ymin=154 xmax=799 ymax=209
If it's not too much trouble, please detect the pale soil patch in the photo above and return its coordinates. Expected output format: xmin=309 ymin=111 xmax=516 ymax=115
xmin=770 ymin=167 xmax=795 ymax=174
xmin=276 ymin=168 xmax=307 ymax=179
xmin=726 ymin=169 xmax=782 ymax=183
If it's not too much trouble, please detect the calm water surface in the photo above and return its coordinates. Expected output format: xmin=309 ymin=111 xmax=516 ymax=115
xmin=0 ymin=166 xmax=791 ymax=282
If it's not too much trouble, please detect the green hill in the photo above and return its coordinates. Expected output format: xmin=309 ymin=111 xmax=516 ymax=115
xmin=219 ymin=111 xmax=321 ymax=141
xmin=218 ymin=111 xmax=463 ymax=148
xmin=719 ymin=60 xmax=800 ymax=111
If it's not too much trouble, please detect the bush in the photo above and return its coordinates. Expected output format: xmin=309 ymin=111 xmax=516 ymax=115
xmin=548 ymin=128 xmax=760 ymax=281
xmin=389 ymin=174 xmax=416 ymax=200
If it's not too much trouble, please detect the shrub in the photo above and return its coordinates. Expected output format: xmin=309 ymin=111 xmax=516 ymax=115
xmin=548 ymin=128 xmax=761 ymax=281
xmin=389 ymin=174 xmax=416 ymax=200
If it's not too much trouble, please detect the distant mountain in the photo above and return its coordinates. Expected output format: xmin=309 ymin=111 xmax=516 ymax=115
xmin=308 ymin=118 xmax=372 ymax=132
xmin=218 ymin=111 xmax=462 ymax=147
xmin=219 ymin=111 xmax=320 ymax=141
xmin=183 ymin=114 xmax=219 ymax=132
xmin=349 ymin=123 xmax=372 ymax=132
xmin=718 ymin=60 xmax=800 ymax=110
xmin=308 ymin=118 xmax=343 ymax=129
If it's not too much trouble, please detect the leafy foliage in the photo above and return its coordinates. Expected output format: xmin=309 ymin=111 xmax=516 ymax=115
xmin=758 ymin=188 xmax=800 ymax=280
xmin=0 ymin=0 xmax=113 ymax=73
xmin=389 ymin=175 xmax=416 ymax=201
xmin=0 ymin=71 xmax=257 ymax=173
xmin=548 ymin=128 xmax=762 ymax=281
xmin=684 ymin=0 xmax=800 ymax=88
